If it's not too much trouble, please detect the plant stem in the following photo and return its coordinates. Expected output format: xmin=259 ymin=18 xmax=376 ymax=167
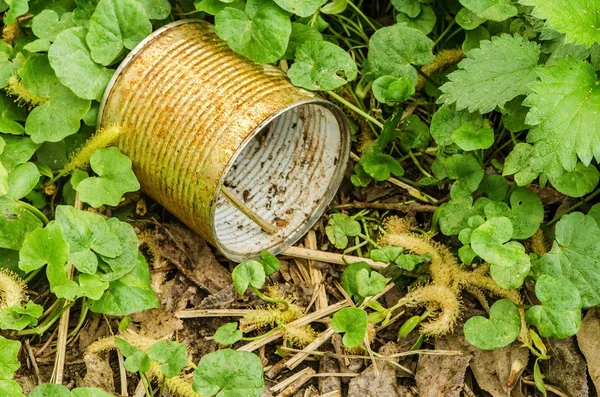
xmin=17 ymin=200 xmax=49 ymax=225
xmin=241 ymin=326 xmax=281 ymax=341
xmin=347 ymin=1 xmax=378 ymax=32
xmin=327 ymin=91 xmax=384 ymax=128
xmin=434 ymin=19 xmax=456 ymax=46
xmin=546 ymin=187 xmax=600 ymax=226
xmin=250 ymin=286 xmax=289 ymax=311
xmin=409 ymin=151 xmax=432 ymax=178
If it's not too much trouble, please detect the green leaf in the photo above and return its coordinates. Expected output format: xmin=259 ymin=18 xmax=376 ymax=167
xmin=391 ymin=0 xmax=420 ymax=17
xmin=525 ymin=275 xmax=582 ymax=338
xmin=135 ymin=0 xmax=171 ymax=19
xmin=471 ymin=217 xmax=531 ymax=288
xmin=533 ymin=358 xmax=547 ymax=396
xmin=214 ymin=322 xmax=243 ymax=345
xmin=232 ymin=260 xmax=266 ymax=295
xmin=551 ymin=162 xmax=600 ymax=198
xmin=320 ymin=0 xmax=347 ymax=14
xmin=32 ymin=10 xmax=75 ymax=41
xmin=0 ymin=199 xmax=43 ymax=251
xmin=355 ymin=268 xmax=386 ymax=297
xmin=215 ymin=3 xmax=291 ymax=64
xmin=29 ymin=384 xmax=70 ymax=397
xmin=273 ymin=0 xmax=326 ymax=17
xmin=533 ymin=212 xmax=600 ymax=307
xmin=49 ymin=27 xmax=114 ymax=101
xmin=396 ymin=5 xmax=436 ymax=34
xmin=86 ymin=0 xmax=152 ymax=65
xmin=439 ymin=34 xmax=541 ymax=113
xmin=436 ymin=196 xmax=476 ymax=236
xmin=325 ymin=213 xmax=361 ymax=249
xmin=0 ymin=380 xmax=23 ymax=397
xmin=258 ymin=251 xmax=279 ymax=276
xmin=288 ymin=40 xmax=357 ymax=91
xmin=73 ymin=0 xmax=100 ymax=26
xmin=0 ymin=336 xmax=20 ymax=380
xmin=500 ymin=187 xmax=544 ymax=239
xmin=0 ymin=136 xmax=40 ymax=172
xmin=0 ymin=94 xmax=26 ymax=135
xmin=193 ymin=349 xmax=264 ymax=397
xmin=520 ymin=0 xmax=600 ymax=47
xmin=332 ymin=307 xmax=368 ymax=348
xmin=478 ymin=174 xmax=508 ymax=201
xmin=4 ymin=0 xmax=28 ymax=24
xmin=368 ymin=25 xmax=434 ymax=78
xmin=76 ymin=147 xmax=140 ymax=207
xmin=372 ymin=76 xmax=415 ymax=105
xmin=340 ymin=261 xmax=371 ymax=301
xmin=7 ymin=162 xmax=40 ymax=200
xmin=70 ymin=387 xmax=113 ymax=397
xmin=464 ymin=299 xmax=521 ymax=350
xmin=463 ymin=26 xmax=490 ymax=53
xmin=459 ymin=0 xmax=517 ymax=22
xmin=283 ymin=22 xmax=322 ymax=60
xmin=513 ymin=58 xmax=600 ymax=192
xmin=18 ymin=223 xmax=69 ymax=273
xmin=116 ymin=339 xmax=150 ymax=373
xmin=451 ymin=120 xmax=494 ymax=151
xmin=398 ymin=315 xmax=421 ymax=338
xmin=445 ymin=154 xmax=484 ymax=199
xmin=500 ymin=96 xmax=529 ymax=133
xmin=456 ymin=7 xmax=486 ymax=30
xmin=0 ymin=302 xmax=43 ymax=331
xmin=89 ymin=254 xmax=158 ymax=315
xmin=430 ymin=104 xmax=482 ymax=147
xmin=194 ymin=0 xmax=244 ymax=15
xmin=148 ymin=340 xmax=188 ymax=378
xmin=360 ymin=152 xmax=404 ymax=182
xmin=400 ymin=115 xmax=429 ymax=151
xmin=502 ymin=143 xmax=539 ymax=187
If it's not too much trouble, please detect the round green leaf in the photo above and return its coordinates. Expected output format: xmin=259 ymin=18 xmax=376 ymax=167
xmin=0 ymin=336 xmax=21 ymax=380
xmin=396 ymin=5 xmax=436 ymax=34
xmin=355 ymin=268 xmax=386 ymax=297
xmin=340 ymin=261 xmax=371 ymax=301
xmin=288 ymin=40 xmax=357 ymax=91
xmin=232 ymin=260 xmax=266 ymax=295
xmin=70 ymin=387 xmax=113 ymax=397
xmin=283 ymin=22 xmax=322 ymax=60
xmin=332 ymin=307 xmax=368 ymax=348
xmin=273 ymin=0 xmax=327 ymax=17
xmin=19 ymin=223 xmax=69 ymax=274
xmin=372 ymin=76 xmax=415 ymax=105
xmin=32 ymin=10 xmax=75 ymax=41
xmin=7 ymin=162 xmax=40 ymax=200
xmin=148 ymin=340 xmax=188 ymax=378
xmin=135 ymin=0 xmax=172 ymax=19
xmin=451 ymin=120 xmax=494 ymax=151
xmin=464 ymin=299 xmax=521 ymax=350
xmin=430 ymin=104 xmax=481 ymax=147
xmin=325 ymin=213 xmax=361 ymax=249
xmin=551 ymin=162 xmax=600 ymax=198
xmin=214 ymin=322 xmax=243 ymax=345
xmin=29 ymin=384 xmax=70 ymax=397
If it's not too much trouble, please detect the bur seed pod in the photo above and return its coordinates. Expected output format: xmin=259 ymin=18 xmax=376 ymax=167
xmin=98 ymin=20 xmax=350 ymax=261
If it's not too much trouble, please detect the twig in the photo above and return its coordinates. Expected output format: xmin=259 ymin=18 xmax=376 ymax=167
xmin=117 ymin=350 xmax=128 ymax=396
xmin=272 ymin=367 xmax=316 ymax=397
xmin=221 ymin=186 xmax=276 ymax=234
xmin=285 ymin=328 xmax=335 ymax=370
xmin=522 ymin=379 xmax=569 ymax=397
xmin=175 ymin=308 xmax=250 ymax=319
xmin=24 ymin=340 xmax=42 ymax=385
xmin=282 ymin=246 xmax=388 ymax=270
xmin=333 ymin=201 xmax=438 ymax=212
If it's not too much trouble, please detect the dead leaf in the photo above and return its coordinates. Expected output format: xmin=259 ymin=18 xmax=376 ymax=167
xmin=542 ymin=337 xmax=589 ymax=397
xmin=415 ymin=353 xmax=470 ymax=397
xmin=82 ymin=351 xmax=115 ymax=393
xmin=577 ymin=308 xmax=600 ymax=394
xmin=440 ymin=335 xmax=528 ymax=397
xmin=347 ymin=343 xmax=398 ymax=397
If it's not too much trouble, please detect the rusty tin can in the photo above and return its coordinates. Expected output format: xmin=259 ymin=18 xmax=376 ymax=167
xmin=98 ymin=20 xmax=350 ymax=262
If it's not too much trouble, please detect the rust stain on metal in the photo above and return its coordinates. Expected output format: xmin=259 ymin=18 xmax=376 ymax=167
xmin=98 ymin=20 xmax=350 ymax=262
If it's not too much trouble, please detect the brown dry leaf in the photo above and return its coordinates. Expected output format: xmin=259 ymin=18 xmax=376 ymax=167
xmin=577 ymin=308 xmax=600 ymax=394
xmin=542 ymin=337 xmax=589 ymax=397
xmin=440 ymin=335 xmax=528 ymax=397
xmin=415 ymin=352 xmax=471 ymax=397
xmin=347 ymin=343 xmax=398 ymax=397
xmin=82 ymin=351 xmax=115 ymax=393
xmin=131 ymin=306 xmax=184 ymax=339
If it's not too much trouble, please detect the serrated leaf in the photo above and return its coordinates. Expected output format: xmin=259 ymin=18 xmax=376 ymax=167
xmin=49 ymin=27 xmax=114 ymax=101
xmin=368 ymin=25 xmax=434 ymax=78
xmin=214 ymin=322 xmax=243 ymax=345
xmin=273 ymin=0 xmax=326 ymax=17
xmin=464 ymin=299 xmax=521 ymax=350
xmin=439 ymin=34 xmax=541 ymax=113
xmin=459 ymin=0 xmax=517 ymax=22
xmin=332 ymin=307 xmax=368 ymax=348
xmin=288 ymin=40 xmax=357 ymax=91
xmin=18 ymin=223 xmax=69 ymax=274
xmin=215 ymin=3 xmax=291 ymax=64
xmin=471 ymin=216 xmax=531 ymax=288
xmin=232 ymin=260 xmax=266 ymax=295
xmin=526 ymin=275 xmax=582 ymax=338
xmin=86 ymin=0 xmax=152 ymax=65
xmin=520 ymin=0 xmax=600 ymax=47
xmin=193 ymin=349 xmax=264 ymax=397
xmin=148 ymin=340 xmax=187 ymax=378
xmin=76 ymin=147 xmax=140 ymax=207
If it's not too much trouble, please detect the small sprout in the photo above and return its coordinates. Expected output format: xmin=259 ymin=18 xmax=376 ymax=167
xmin=398 ymin=315 xmax=422 ymax=340
xmin=340 ymin=261 xmax=370 ymax=301
xmin=147 ymin=340 xmax=188 ymax=378
xmin=214 ymin=322 xmax=243 ymax=345
xmin=326 ymin=213 xmax=361 ymax=249
xmin=528 ymin=329 xmax=548 ymax=358
xmin=232 ymin=260 xmax=265 ymax=295
xmin=332 ymin=307 xmax=368 ymax=349
xmin=258 ymin=251 xmax=280 ymax=276
xmin=533 ymin=358 xmax=547 ymax=396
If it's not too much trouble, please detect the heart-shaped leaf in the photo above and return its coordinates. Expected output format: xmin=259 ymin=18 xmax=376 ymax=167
xmin=232 ymin=260 xmax=266 ymax=295
xmin=464 ymin=299 xmax=521 ymax=350
xmin=326 ymin=213 xmax=361 ymax=249
xmin=332 ymin=307 xmax=368 ymax=348
xmin=214 ymin=322 xmax=243 ymax=345
xmin=355 ymin=268 xmax=386 ymax=297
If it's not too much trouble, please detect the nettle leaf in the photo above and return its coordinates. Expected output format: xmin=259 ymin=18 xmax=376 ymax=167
xmin=215 ymin=2 xmax=292 ymax=64
xmin=89 ymin=254 xmax=158 ymax=315
xmin=283 ymin=22 xmax=322 ymax=60
xmin=193 ymin=349 xmax=264 ymax=397
xmin=0 ymin=136 xmax=40 ymax=172
xmin=0 ymin=302 xmax=43 ymax=331
xmin=464 ymin=299 xmax=521 ymax=350
xmin=439 ymin=34 xmax=541 ymax=113
xmin=273 ymin=0 xmax=327 ymax=17
xmin=534 ymin=212 xmax=600 ymax=307
xmin=372 ymin=76 xmax=415 ymax=105
xmin=451 ymin=119 xmax=494 ymax=151
xmin=526 ymin=275 xmax=582 ymax=338
xmin=340 ymin=261 xmax=371 ymax=301
xmin=396 ymin=5 xmax=436 ymax=34
xmin=459 ymin=0 xmax=517 ymax=22
xmin=325 ymin=213 xmax=361 ymax=249
xmin=148 ymin=340 xmax=188 ymax=378
xmin=471 ymin=216 xmax=531 ymax=288
xmin=232 ymin=260 xmax=266 ymax=295
xmin=0 ymin=336 xmax=20 ymax=380
xmin=355 ymin=268 xmax=386 ymax=297
xmin=332 ymin=307 xmax=368 ymax=348
xmin=7 ymin=162 xmax=40 ymax=200
xmin=430 ymin=104 xmax=482 ymax=147
xmin=520 ymin=0 xmax=600 ymax=47
xmin=86 ymin=0 xmax=152 ymax=65
xmin=445 ymin=154 xmax=484 ymax=199
xmin=76 ymin=147 xmax=140 ymax=207
xmin=18 ymin=223 xmax=69 ymax=274
xmin=32 ymin=10 xmax=75 ymax=41
xmin=214 ymin=322 xmax=243 ymax=345
xmin=49 ymin=27 xmax=114 ymax=101
xmin=368 ymin=25 xmax=434 ymax=78
xmin=4 ymin=0 xmax=28 ymax=25
xmin=135 ymin=0 xmax=172 ymax=19
xmin=288 ymin=40 xmax=357 ymax=91
xmin=507 ymin=58 xmax=600 ymax=196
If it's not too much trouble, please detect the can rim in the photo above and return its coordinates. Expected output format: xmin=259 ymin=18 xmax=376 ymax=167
xmin=211 ymin=97 xmax=351 ymax=262
xmin=97 ymin=19 xmax=206 ymax=127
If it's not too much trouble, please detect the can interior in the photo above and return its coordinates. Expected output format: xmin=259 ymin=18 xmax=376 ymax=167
xmin=213 ymin=102 xmax=346 ymax=260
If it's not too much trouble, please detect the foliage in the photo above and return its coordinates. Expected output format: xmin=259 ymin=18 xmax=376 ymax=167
xmin=331 ymin=307 xmax=368 ymax=348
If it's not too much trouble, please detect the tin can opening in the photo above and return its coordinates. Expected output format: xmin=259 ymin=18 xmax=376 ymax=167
xmin=213 ymin=102 xmax=348 ymax=260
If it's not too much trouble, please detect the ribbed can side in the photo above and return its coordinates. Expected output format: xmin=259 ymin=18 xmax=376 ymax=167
xmin=99 ymin=21 xmax=316 ymax=244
